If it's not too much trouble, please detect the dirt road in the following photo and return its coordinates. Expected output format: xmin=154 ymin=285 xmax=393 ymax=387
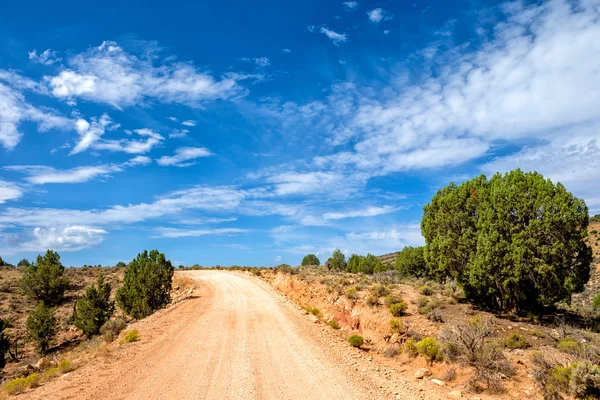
xmin=21 ymin=271 xmax=428 ymax=400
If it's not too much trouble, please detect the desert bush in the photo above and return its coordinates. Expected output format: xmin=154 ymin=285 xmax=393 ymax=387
xmin=557 ymin=339 xmax=582 ymax=356
xmin=100 ymin=317 xmax=127 ymax=342
xmin=116 ymin=250 xmax=174 ymax=319
xmin=470 ymin=343 xmax=514 ymax=393
xmin=419 ymin=285 xmax=434 ymax=296
xmin=306 ymin=306 xmax=320 ymax=317
xmin=301 ymin=254 xmax=320 ymax=266
xmin=422 ymin=170 xmax=592 ymax=312
xmin=504 ymin=333 xmax=530 ymax=349
xmin=121 ymin=329 xmax=140 ymax=343
xmin=58 ymin=359 xmax=71 ymax=373
xmin=19 ymin=250 xmax=69 ymax=306
xmin=26 ymin=302 xmax=57 ymax=354
xmin=418 ymin=298 xmax=441 ymax=315
xmin=427 ymin=308 xmax=444 ymax=323
xmin=569 ymin=362 xmax=600 ymax=398
xmin=530 ymin=329 xmax=546 ymax=338
xmin=371 ymin=284 xmax=389 ymax=297
xmin=74 ymin=274 xmax=115 ymax=338
xmin=536 ymin=357 xmax=600 ymax=399
xmin=389 ymin=318 xmax=405 ymax=333
xmin=326 ymin=249 xmax=347 ymax=271
xmin=417 ymin=337 xmax=443 ymax=365
xmin=443 ymin=368 xmax=457 ymax=382
xmin=389 ymin=302 xmax=408 ymax=317
xmin=416 ymin=296 xmax=429 ymax=308
xmin=593 ymin=293 xmax=600 ymax=310
xmin=24 ymin=372 xmax=40 ymax=388
xmin=5 ymin=377 xmax=27 ymax=395
xmin=366 ymin=295 xmax=379 ymax=307
xmin=43 ymin=367 xmax=59 ymax=380
xmin=439 ymin=317 xmax=493 ymax=363
xmin=403 ymin=338 xmax=418 ymax=356
xmin=383 ymin=345 xmax=400 ymax=358
xmin=348 ymin=334 xmax=364 ymax=348
xmin=328 ymin=320 xmax=340 ymax=330
xmin=345 ymin=287 xmax=358 ymax=299
xmin=384 ymin=294 xmax=402 ymax=307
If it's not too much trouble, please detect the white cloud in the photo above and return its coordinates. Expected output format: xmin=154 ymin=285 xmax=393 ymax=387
xmin=5 ymin=165 xmax=121 ymax=184
xmin=343 ymin=1 xmax=358 ymax=10
xmin=168 ymin=129 xmax=189 ymax=139
xmin=167 ymin=116 xmax=178 ymax=122
xmin=320 ymin=27 xmax=347 ymax=46
xmin=323 ymin=205 xmax=398 ymax=220
xmin=124 ymin=155 xmax=152 ymax=166
xmin=33 ymin=225 xmax=106 ymax=251
xmin=266 ymin=171 xmax=344 ymax=196
xmin=92 ymin=128 xmax=164 ymax=154
xmin=254 ymin=57 xmax=270 ymax=67
xmin=46 ymin=41 xmax=243 ymax=108
xmin=0 ymin=180 xmax=23 ymax=204
xmin=282 ymin=49 xmax=291 ymax=53
xmin=0 ymin=75 xmax=74 ymax=150
xmin=28 ymin=49 xmax=61 ymax=65
xmin=157 ymin=147 xmax=213 ymax=167
xmin=181 ymin=120 xmax=197 ymax=127
xmin=367 ymin=8 xmax=388 ymax=23
xmin=307 ymin=25 xmax=316 ymax=32
xmin=152 ymin=227 xmax=249 ymax=238
xmin=70 ymin=113 xmax=119 ymax=155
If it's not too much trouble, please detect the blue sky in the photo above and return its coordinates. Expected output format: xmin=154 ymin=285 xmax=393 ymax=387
xmin=1 ymin=0 xmax=599 ymax=267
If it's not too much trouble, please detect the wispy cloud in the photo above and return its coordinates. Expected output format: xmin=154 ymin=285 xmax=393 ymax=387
xmin=152 ymin=227 xmax=249 ymax=238
xmin=0 ymin=180 xmax=23 ymax=204
xmin=254 ymin=57 xmax=270 ymax=67
xmin=319 ymin=27 xmax=347 ymax=46
xmin=323 ymin=205 xmax=398 ymax=220
xmin=181 ymin=120 xmax=197 ymax=127
xmin=367 ymin=8 xmax=390 ymax=23
xmin=28 ymin=49 xmax=61 ymax=65
xmin=92 ymin=128 xmax=165 ymax=154
xmin=343 ymin=1 xmax=358 ymax=10
xmin=157 ymin=147 xmax=213 ymax=167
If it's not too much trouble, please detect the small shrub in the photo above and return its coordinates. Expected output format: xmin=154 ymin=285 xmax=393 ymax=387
xmin=427 ymin=308 xmax=444 ymax=323
xmin=384 ymin=294 xmax=402 ymax=307
xmin=504 ymin=333 xmax=530 ymax=349
xmin=371 ymin=284 xmax=389 ymax=297
xmin=417 ymin=337 xmax=443 ymax=365
xmin=58 ymin=359 xmax=71 ymax=373
xmin=348 ymin=334 xmax=364 ymax=348
xmin=416 ymin=296 xmax=429 ymax=308
xmin=366 ymin=295 xmax=379 ymax=307
xmin=121 ymin=329 xmax=140 ymax=343
xmin=569 ymin=362 xmax=600 ymax=398
xmin=26 ymin=302 xmax=57 ymax=354
xmin=100 ymin=317 xmax=127 ymax=342
xmin=419 ymin=286 xmax=434 ymax=296
xmin=389 ymin=302 xmax=408 ymax=317
xmin=593 ymin=292 xmax=600 ymax=310
xmin=418 ymin=298 xmax=441 ymax=315
xmin=383 ymin=345 xmax=399 ymax=358
xmin=306 ymin=306 xmax=320 ymax=317
xmin=345 ymin=287 xmax=358 ymax=299
xmin=403 ymin=338 xmax=418 ymax=356
xmin=443 ymin=368 xmax=457 ymax=382
xmin=328 ymin=319 xmax=340 ymax=330
xmin=389 ymin=318 xmax=405 ymax=333
xmin=530 ymin=329 xmax=545 ymax=339
xmin=43 ymin=367 xmax=59 ymax=380
xmin=24 ymin=372 xmax=40 ymax=388
xmin=557 ymin=339 xmax=582 ymax=355
xmin=74 ymin=274 xmax=115 ymax=338
xmin=5 ymin=377 xmax=27 ymax=395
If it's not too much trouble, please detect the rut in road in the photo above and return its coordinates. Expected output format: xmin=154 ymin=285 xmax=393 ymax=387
xmin=22 ymin=271 xmax=387 ymax=400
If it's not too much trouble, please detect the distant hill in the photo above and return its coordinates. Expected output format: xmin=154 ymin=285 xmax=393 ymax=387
xmin=377 ymin=252 xmax=398 ymax=267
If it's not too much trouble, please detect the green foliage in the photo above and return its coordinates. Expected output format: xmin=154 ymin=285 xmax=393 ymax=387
xmin=348 ymin=334 xmax=364 ymax=348
xmin=403 ymin=338 xmax=418 ymax=356
xmin=24 ymin=372 xmax=40 ymax=388
xmin=366 ymin=295 xmax=379 ymax=306
xmin=328 ymin=319 xmax=340 ymax=329
xmin=19 ymin=250 xmax=69 ymax=306
xmin=43 ymin=367 xmax=59 ymax=380
xmin=593 ymin=292 xmax=600 ymax=310
xmin=346 ymin=254 xmax=361 ymax=273
xmin=116 ymin=261 xmax=127 ymax=268
xmin=569 ymin=362 xmax=600 ymax=398
xmin=58 ymin=359 xmax=71 ymax=373
xmin=5 ymin=377 xmax=27 ymax=395
xmin=17 ymin=258 xmax=30 ymax=267
xmin=26 ymin=302 xmax=57 ymax=354
xmin=121 ymin=329 xmax=140 ymax=343
xmin=556 ymin=339 xmax=582 ymax=355
xmin=306 ymin=306 xmax=320 ymax=317
xmin=116 ymin=250 xmax=174 ymax=319
xmin=422 ymin=170 xmax=592 ymax=312
xmin=417 ymin=337 xmax=443 ymax=364
xmin=100 ymin=317 xmax=127 ymax=342
xmin=419 ymin=285 xmax=434 ymax=295
xmin=301 ymin=254 xmax=320 ymax=266
xmin=389 ymin=318 xmax=405 ymax=333
xmin=0 ymin=256 xmax=4 ymax=266
xmin=345 ymin=287 xmax=358 ymax=299
xmin=503 ymin=333 xmax=530 ymax=349
xmin=360 ymin=253 xmax=383 ymax=274
xmin=388 ymin=302 xmax=408 ymax=317
xmin=74 ymin=274 xmax=115 ymax=338
xmin=0 ymin=318 xmax=10 ymax=370
xmin=326 ymin=249 xmax=347 ymax=271
xmin=371 ymin=284 xmax=389 ymax=297
xmin=394 ymin=246 xmax=428 ymax=277
xmin=384 ymin=294 xmax=402 ymax=307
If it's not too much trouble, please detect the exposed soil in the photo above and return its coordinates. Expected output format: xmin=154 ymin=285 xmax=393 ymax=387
xmin=13 ymin=271 xmax=439 ymax=400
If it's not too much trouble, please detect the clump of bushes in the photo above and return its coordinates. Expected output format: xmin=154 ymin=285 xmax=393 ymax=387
xmin=328 ymin=319 xmax=340 ymax=330
xmin=121 ymin=329 xmax=140 ymax=343
xmin=366 ymin=295 xmax=379 ymax=306
xmin=504 ymin=333 xmax=530 ymax=349
xmin=58 ymin=359 xmax=71 ymax=374
xmin=419 ymin=286 xmax=434 ymax=296
xmin=5 ymin=377 xmax=27 ymax=395
xmin=371 ymin=284 xmax=389 ymax=297
xmin=383 ymin=345 xmax=400 ymax=358
xmin=417 ymin=337 xmax=443 ymax=365
xmin=403 ymin=338 xmax=418 ymax=356
xmin=116 ymin=250 xmax=174 ymax=319
xmin=345 ymin=287 xmax=358 ymax=299
xmin=389 ymin=302 xmax=408 ymax=317
xmin=306 ymin=306 xmax=320 ymax=317
xmin=384 ymin=294 xmax=402 ymax=307
xmin=556 ymin=338 xmax=582 ymax=355
xmin=534 ymin=356 xmax=600 ymax=399
xmin=348 ymin=334 xmax=364 ymax=348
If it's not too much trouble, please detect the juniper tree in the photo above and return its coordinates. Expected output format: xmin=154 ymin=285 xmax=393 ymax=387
xmin=26 ymin=302 xmax=57 ymax=354
xmin=301 ymin=254 xmax=321 ymax=266
xmin=116 ymin=250 xmax=174 ymax=319
xmin=394 ymin=246 xmax=428 ymax=277
xmin=19 ymin=250 xmax=69 ymax=306
xmin=74 ymin=274 xmax=115 ymax=338
xmin=0 ymin=318 xmax=10 ymax=370
xmin=326 ymin=249 xmax=347 ymax=271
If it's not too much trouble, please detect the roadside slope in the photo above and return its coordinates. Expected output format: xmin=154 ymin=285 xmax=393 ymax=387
xmin=18 ymin=271 xmax=430 ymax=400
